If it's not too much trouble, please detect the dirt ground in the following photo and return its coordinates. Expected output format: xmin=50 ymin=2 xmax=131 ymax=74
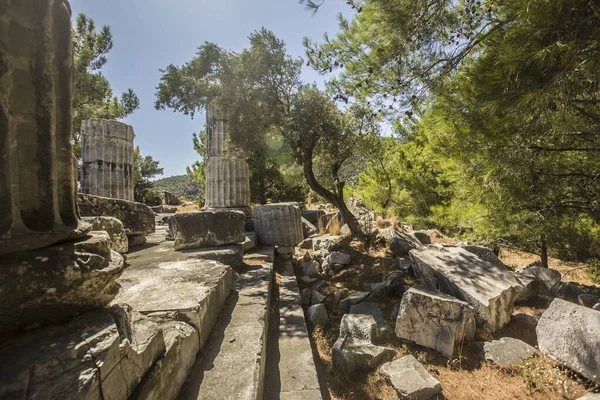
xmin=299 ymin=240 xmax=597 ymax=400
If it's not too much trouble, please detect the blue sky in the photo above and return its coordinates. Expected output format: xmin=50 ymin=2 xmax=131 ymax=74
xmin=69 ymin=0 xmax=352 ymax=178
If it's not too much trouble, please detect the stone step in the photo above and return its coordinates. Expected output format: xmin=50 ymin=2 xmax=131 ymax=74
xmin=179 ymin=260 xmax=274 ymax=400
xmin=265 ymin=258 xmax=323 ymax=400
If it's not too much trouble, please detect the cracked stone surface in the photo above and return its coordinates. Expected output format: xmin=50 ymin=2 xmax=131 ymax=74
xmin=0 ymin=305 xmax=164 ymax=400
xmin=395 ymin=286 xmax=476 ymax=357
xmin=410 ymin=246 xmax=523 ymax=333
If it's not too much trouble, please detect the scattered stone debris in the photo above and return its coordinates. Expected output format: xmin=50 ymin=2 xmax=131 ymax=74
xmin=395 ymin=286 xmax=476 ymax=357
xmin=379 ymin=354 xmax=443 ymax=400
xmin=537 ymin=299 xmax=600 ymax=384
xmin=389 ymin=231 xmax=423 ymax=257
xmin=332 ymin=314 xmax=396 ymax=374
xmin=482 ymin=337 xmax=536 ymax=366
xmin=340 ymin=291 xmax=371 ymax=314
xmin=364 ymin=271 xmax=407 ymax=299
xmin=349 ymin=302 xmax=393 ymax=339
xmin=307 ymin=304 xmax=328 ymax=326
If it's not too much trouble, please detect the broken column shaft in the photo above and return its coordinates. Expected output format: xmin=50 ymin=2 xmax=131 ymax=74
xmin=204 ymin=101 xmax=251 ymax=211
xmin=80 ymin=119 xmax=135 ymax=201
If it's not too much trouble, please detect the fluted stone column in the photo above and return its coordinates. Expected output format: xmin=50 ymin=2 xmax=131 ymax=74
xmin=0 ymin=0 xmax=88 ymax=255
xmin=254 ymin=203 xmax=303 ymax=246
xmin=0 ymin=0 xmax=125 ymax=340
xmin=80 ymin=119 xmax=135 ymax=201
xmin=204 ymin=102 xmax=251 ymax=211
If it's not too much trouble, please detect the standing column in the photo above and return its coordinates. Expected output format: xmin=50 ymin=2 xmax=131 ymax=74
xmin=80 ymin=119 xmax=135 ymax=201
xmin=0 ymin=0 xmax=88 ymax=255
xmin=204 ymin=101 xmax=251 ymax=211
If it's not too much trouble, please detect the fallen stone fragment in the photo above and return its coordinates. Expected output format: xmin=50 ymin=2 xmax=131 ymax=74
xmin=578 ymin=293 xmax=599 ymax=308
xmin=299 ymin=237 xmax=314 ymax=249
xmin=78 ymin=193 xmax=155 ymax=236
xmin=150 ymin=205 xmax=177 ymax=214
xmin=312 ymin=234 xmax=342 ymax=252
xmin=302 ymin=217 xmax=318 ymax=238
xmin=410 ymin=246 xmax=523 ymax=333
xmin=332 ymin=314 xmax=395 ymax=374
xmin=462 ymin=245 xmax=506 ymax=270
xmin=303 ymin=260 xmax=320 ymax=278
xmin=83 ymin=216 xmax=129 ymax=253
xmin=483 ymin=337 xmax=535 ymax=366
xmin=169 ymin=210 xmax=246 ymax=250
xmin=395 ymin=286 xmax=476 ymax=357
xmin=302 ymin=209 xmax=326 ymax=230
xmin=537 ymin=299 xmax=600 ymax=383
xmin=326 ymin=251 xmax=352 ymax=265
xmin=593 ymin=303 xmax=600 ymax=311
xmin=311 ymin=290 xmax=326 ymax=305
xmin=515 ymin=266 xmax=562 ymax=300
xmin=307 ymin=304 xmax=328 ymax=326
xmin=390 ymin=231 xmax=423 ymax=257
xmin=340 ymin=291 xmax=371 ymax=313
xmin=380 ymin=354 xmax=442 ymax=400
xmin=413 ymin=231 xmax=433 ymax=245
xmin=365 ymin=271 xmax=407 ymax=299
xmin=300 ymin=276 xmax=318 ymax=285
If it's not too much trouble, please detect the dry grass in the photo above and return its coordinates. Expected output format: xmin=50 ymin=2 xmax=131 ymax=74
xmin=328 ymin=216 xmax=342 ymax=236
xmin=500 ymin=247 xmax=599 ymax=287
xmin=176 ymin=202 xmax=200 ymax=213
xmin=389 ymin=216 xmax=398 ymax=231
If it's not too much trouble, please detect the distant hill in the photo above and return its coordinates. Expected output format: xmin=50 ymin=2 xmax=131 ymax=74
xmin=152 ymin=175 xmax=201 ymax=200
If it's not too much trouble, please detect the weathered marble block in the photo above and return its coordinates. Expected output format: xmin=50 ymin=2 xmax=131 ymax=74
xmin=254 ymin=203 xmax=304 ymax=246
xmin=537 ymin=299 xmax=600 ymax=383
xmin=80 ymin=119 xmax=135 ymax=201
xmin=168 ymin=210 xmax=246 ymax=250
xmin=0 ymin=0 xmax=88 ymax=255
xmin=409 ymin=246 xmax=523 ymax=333
xmin=78 ymin=193 xmax=155 ymax=236
xmin=395 ymin=286 xmax=476 ymax=357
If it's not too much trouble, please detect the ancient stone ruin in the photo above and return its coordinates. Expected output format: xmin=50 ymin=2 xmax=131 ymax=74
xmin=204 ymin=101 xmax=251 ymax=213
xmin=80 ymin=119 xmax=135 ymax=201
xmin=0 ymin=0 xmax=123 ymax=340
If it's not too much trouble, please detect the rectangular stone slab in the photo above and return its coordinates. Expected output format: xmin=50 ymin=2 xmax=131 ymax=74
xmin=112 ymin=258 xmax=233 ymax=350
xmin=409 ymin=246 xmax=523 ymax=333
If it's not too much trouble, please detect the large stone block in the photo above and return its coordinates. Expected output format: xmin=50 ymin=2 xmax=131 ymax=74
xmin=0 ymin=232 xmax=125 ymax=340
xmin=380 ymin=355 xmax=442 ymax=400
xmin=389 ymin=231 xmax=423 ymax=257
xmin=537 ymin=299 xmax=600 ymax=383
xmin=0 ymin=0 xmax=89 ymax=255
xmin=168 ymin=210 xmax=246 ymax=250
xmin=395 ymin=286 xmax=476 ymax=357
xmin=78 ymin=193 xmax=155 ymax=236
xmin=254 ymin=203 xmax=303 ymax=246
xmin=112 ymin=258 xmax=233 ymax=350
xmin=80 ymin=119 xmax=135 ymax=201
xmin=0 ymin=305 xmax=165 ymax=400
xmin=410 ymin=246 xmax=523 ymax=333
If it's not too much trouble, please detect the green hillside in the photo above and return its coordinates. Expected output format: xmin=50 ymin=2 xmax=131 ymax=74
xmin=152 ymin=175 xmax=201 ymax=200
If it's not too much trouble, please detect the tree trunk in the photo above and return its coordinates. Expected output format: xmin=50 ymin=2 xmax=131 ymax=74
xmin=302 ymin=157 xmax=366 ymax=241
xmin=540 ymin=236 xmax=549 ymax=268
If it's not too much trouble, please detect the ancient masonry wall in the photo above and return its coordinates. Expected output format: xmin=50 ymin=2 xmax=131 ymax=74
xmin=0 ymin=0 xmax=86 ymax=255
xmin=204 ymin=102 xmax=251 ymax=209
xmin=80 ymin=119 xmax=135 ymax=201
